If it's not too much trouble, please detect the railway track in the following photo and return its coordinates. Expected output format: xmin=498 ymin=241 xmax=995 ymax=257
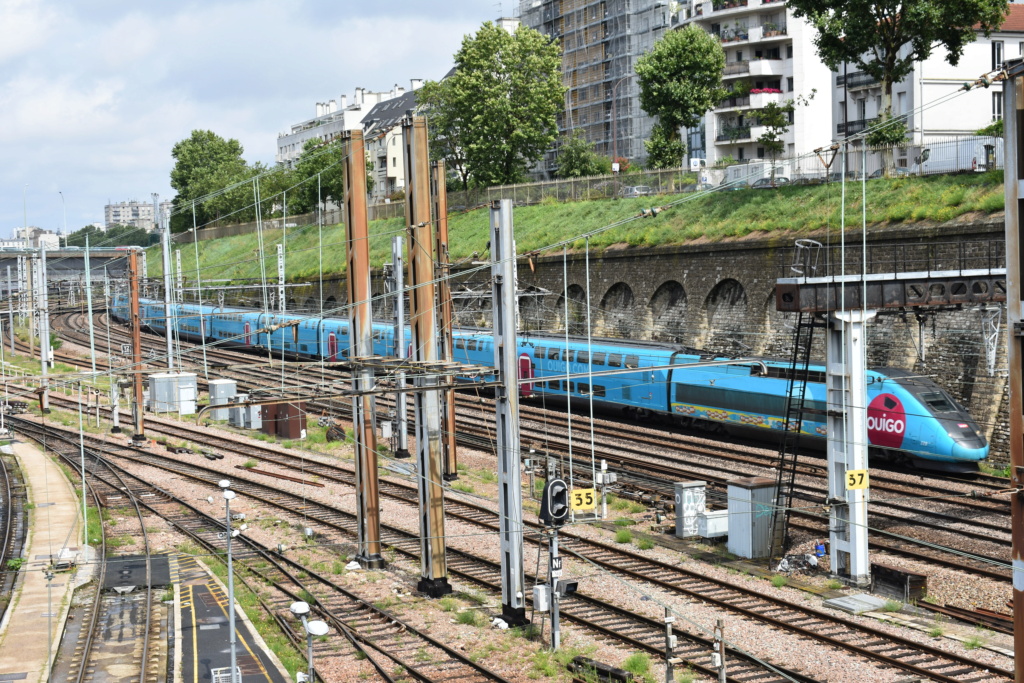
xmin=22 ymin=403 xmax=1015 ymax=682
xmin=12 ymin=419 xmax=160 ymax=683
xmin=49 ymin=312 xmax=1015 ymax=583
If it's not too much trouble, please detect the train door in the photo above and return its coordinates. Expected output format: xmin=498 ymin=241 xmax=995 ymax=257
xmin=244 ymin=322 xmax=251 ymax=345
xmin=199 ymin=315 xmax=205 ymax=339
xmin=328 ymin=333 xmax=338 ymax=361
xmin=519 ymin=353 xmax=534 ymax=397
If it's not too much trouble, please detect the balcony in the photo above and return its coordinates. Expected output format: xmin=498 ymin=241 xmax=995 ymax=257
xmin=717 ymin=28 xmax=749 ymax=43
xmin=750 ymin=90 xmax=784 ymax=107
xmin=712 ymin=0 xmax=748 ymax=9
xmin=835 ymin=71 xmax=880 ymax=89
xmin=723 ymin=60 xmax=751 ymax=77
xmin=837 ymin=117 xmax=879 ymax=135
xmin=716 ymin=126 xmax=752 ymax=142
xmin=717 ymin=94 xmax=751 ymax=110
xmin=749 ymin=57 xmax=785 ymax=77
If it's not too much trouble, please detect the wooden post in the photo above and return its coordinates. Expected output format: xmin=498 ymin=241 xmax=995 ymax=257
xmin=432 ymin=160 xmax=459 ymax=481
xmin=344 ymin=129 xmax=385 ymax=569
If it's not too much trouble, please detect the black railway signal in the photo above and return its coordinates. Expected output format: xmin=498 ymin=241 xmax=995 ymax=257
xmin=540 ymin=478 xmax=570 ymax=528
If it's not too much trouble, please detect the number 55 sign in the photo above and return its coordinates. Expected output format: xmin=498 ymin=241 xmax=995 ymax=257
xmin=571 ymin=488 xmax=596 ymax=511
xmin=846 ymin=469 xmax=869 ymax=490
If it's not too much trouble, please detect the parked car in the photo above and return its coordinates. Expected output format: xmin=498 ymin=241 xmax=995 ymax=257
xmin=620 ymin=185 xmax=652 ymax=197
xmin=751 ymin=177 xmax=790 ymax=189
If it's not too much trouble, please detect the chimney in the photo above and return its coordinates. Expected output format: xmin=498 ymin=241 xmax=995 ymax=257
xmin=329 ymin=99 xmax=337 ymax=113
xmin=356 ymin=87 xmax=364 ymax=105
xmin=410 ymin=78 xmax=424 ymax=90
xmin=340 ymin=94 xmax=348 ymax=108
xmin=395 ymin=84 xmax=405 ymax=97
xmin=316 ymin=102 xmax=324 ymax=117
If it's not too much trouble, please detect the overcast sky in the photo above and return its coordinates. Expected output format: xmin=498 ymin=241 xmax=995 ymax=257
xmin=0 ymin=0 xmax=497 ymax=237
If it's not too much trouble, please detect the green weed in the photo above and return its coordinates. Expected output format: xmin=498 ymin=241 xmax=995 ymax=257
xmin=883 ymin=599 xmax=903 ymax=612
xmin=770 ymin=575 xmax=788 ymax=588
xmin=636 ymin=538 xmax=655 ymax=551
xmin=455 ymin=610 xmax=482 ymax=627
xmin=615 ymin=529 xmax=633 ymax=544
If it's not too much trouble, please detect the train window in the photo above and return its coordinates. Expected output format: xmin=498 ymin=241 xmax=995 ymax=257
xmin=547 ymin=348 xmax=560 ymax=360
xmin=593 ymin=385 xmax=606 ymax=397
xmin=608 ymin=354 xmax=622 ymax=367
xmin=455 ymin=339 xmax=466 ymax=350
xmin=577 ymin=351 xmax=589 ymax=364
xmin=300 ymin=344 xmax=308 ymax=351
xmin=591 ymin=352 xmax=606 ymax=365
xmin=625 ymin=354 xmax=640 ymax=368
xmin=562 ymin=349 xmax=574 ymax=362
xmin=563 ymin=381 xmax=575 ymax=392
xmin=547 ymin=380 xmax=559 ymax=389
xmin=467 ymin=340 xmax=478 ymax=351
xmin=621 ymin=384 xmax=632 ymax=400
xmin=535 ymin=346 xmax=546 ymax=358
xmin=578 ymin=383 xmax=590 ymax=395
xmin=919 ymin=391 xmax=956 ymax=413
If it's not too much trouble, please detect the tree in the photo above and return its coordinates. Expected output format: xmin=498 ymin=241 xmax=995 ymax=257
xmin=290 ymin=138 xmax=347 ymax=214
xmin=418 ymin=21 xmax=564 ymax=188
xmin=755 ymin=100 xmax=795 ymax=184
xmin=66 ymin=224 xmax=155 ymax=248
xmin=788 ymin=1 xmax=1008 ymax=126
xmin=645 ymin=123 xmax=687 ymax=169
xmin=636 ymin=24 xmax=726 ymax=167
xmin=977 ymin=118 xmax=1004 ymax=137
xmin=556 ymin=131 xmax=612 ymax=178
xmin=169 ymin=130 xmax=249 ymax=232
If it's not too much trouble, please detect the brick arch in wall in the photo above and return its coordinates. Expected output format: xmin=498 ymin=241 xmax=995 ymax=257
xmin=598 ymin=282 xmax=635 ymax=338
xmin=762 ymin=288 xmax=798 ymax=359
xmin=324 ymin=295 xmax=338 ymax=313
xmin=647 ymin=280 xmax=687 ymax=343
xmin=519 ymin=286 xmax=547 ymax=332
xmin=554 ymin=284 xmax=588 ymax=334
xmin=703 ymin=278 xmax=748 ymax=354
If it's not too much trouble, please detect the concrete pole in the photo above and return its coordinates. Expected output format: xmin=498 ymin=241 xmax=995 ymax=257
xmin=277 ymin=244 xmax=285 ymax=313
xmin=7 ymin=267 xmax=14 ymax=355
xmin=223 ymin=489 xmax=238 ymax=683
xmin=826 ymin=309 xmax=876 ymax=586
xmin=155 ymin=194 xmax=174 ymax=371
xmin=391 ymin=236 xmax=410 ymax=459
xmin=404 ymin=114 xmax=451 ymax=597
xmin=344 ymin=128 xmax=384 ymax=569
xmin=490 ymin=199 xmax=527 ymax=626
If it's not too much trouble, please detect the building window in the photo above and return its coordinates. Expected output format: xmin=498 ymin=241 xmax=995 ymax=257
xmin=392 ymin=157 xmax=397 ymax=167
xmin=757 ymin=147 xmax=765 ymax=158
xmin=786 ymin=77 xmax=794 ymax=92
xmin=737 ymin=147 xmax=745 ymax=160
xmin=897 ymin=92 xmax=906 ymax=115
xmin=1019 ymin=41 xmax=1024 ymax=56
xmin=786 ymin=44 xmax=793 ymax=59
xmin=736 ymin=50 xmax=743 ymax=61
xmin=856 ymin=99 xmax=866 ymax=119
xmin=994 ymin=91 xmax=1004 ymax=121
xmin=993 ymin=40 xmax=1004 ymax=70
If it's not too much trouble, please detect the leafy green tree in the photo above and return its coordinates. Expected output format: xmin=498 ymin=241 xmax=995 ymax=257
xmin=418 ymin=21 xmax=564 ymax=188
xmin=788 ymin=0 xmax=1008 ymax=123
xmin=645 ymin=123 xmax=687 ymax=169
xmin=66 ymin=224 xmax=155 ymax=248
xmin=636 ymin=24 xmax=726 ymax=166
xmin=977 ymin=118 xmax=1004 ymax=137
xmin=290 ymin=138 xmax=346 ymax=214
xmin=168 ymin=130 xmax=249 ymax=232
xmin=556 ymin=131 xmax=612 ymax=178
xmin=755 ymin=100 xmax=795 ymax=183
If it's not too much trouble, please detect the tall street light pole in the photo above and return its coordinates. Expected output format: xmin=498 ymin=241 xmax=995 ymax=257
xmin=58 ymin=191 xmax=66 ymax=244
xmin=219 ymin=480 xmax=239 ymax=683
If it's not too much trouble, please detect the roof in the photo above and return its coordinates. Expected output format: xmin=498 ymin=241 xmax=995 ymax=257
xmin=362 ymin=88 xmax=420 ymax=137
xmin=982 ymin=4 xmax=1024 ymax=32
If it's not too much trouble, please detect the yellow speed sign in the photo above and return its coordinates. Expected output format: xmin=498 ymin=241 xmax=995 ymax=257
xmin=845 ymin=469 xmax=869 ymax=490
xmin=571 ymin=488 xmax=597 ymax=511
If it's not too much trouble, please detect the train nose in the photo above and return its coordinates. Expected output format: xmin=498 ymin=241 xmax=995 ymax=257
xmin=950 ymin=439 xmax=988 ymax=462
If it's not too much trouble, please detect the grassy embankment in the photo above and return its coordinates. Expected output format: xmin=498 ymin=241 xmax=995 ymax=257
xmin=149 ymin=171 xmax=1004 ymax=283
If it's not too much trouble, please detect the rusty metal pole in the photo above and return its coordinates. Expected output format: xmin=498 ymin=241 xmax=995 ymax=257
xmin=404 ymin=115 xmax=452 ymax=597
xmin=1001 ymin=57 xmax=1024 ymax=682
xmin=432 ymin=160 xmax=459 ymax=481
xmin=344 ymin=129 xmax=385 ymax=569
xmin=128 ymin=249 xmax=146 ymax=442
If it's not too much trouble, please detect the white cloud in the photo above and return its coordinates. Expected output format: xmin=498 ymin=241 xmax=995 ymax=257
xmin=0 ymin=0 xmax=484 ymax=233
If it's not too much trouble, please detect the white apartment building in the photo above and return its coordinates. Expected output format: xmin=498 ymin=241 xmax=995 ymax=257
xmin=680 ymin=0 xmax=833 ymax=169
xmin=12 ymin=226 xmax=59 ymax=249
xmin=362 ymin=86 xmax=422 ymax=202
xmin=276 ymin=82 xmax=423 ymax=168
xmin=104 ymin=200 xmax=172 ymax=231
xmin=831 ymin=4 xmax=1024 ymax=169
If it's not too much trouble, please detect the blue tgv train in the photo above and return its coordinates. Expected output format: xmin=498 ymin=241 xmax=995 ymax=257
xmin=113 ymin=296 xmax=989 ymax=472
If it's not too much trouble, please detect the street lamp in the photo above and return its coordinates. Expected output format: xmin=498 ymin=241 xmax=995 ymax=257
xmin=58 ymin=191 xmax=67 ymax=246
xmin=290 ymin=600 xmax=329 ymax=682
xmin=43 ymin=568 xmax=54 ymax=680
xmin=220 ymin=480 xmax=239 ymax=683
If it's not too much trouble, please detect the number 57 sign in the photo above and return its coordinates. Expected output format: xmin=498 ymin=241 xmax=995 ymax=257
xmin=571 ymin=488 xmax=596 ymax=511
xmin=846 ymin=469 xmax=869 ymax=490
